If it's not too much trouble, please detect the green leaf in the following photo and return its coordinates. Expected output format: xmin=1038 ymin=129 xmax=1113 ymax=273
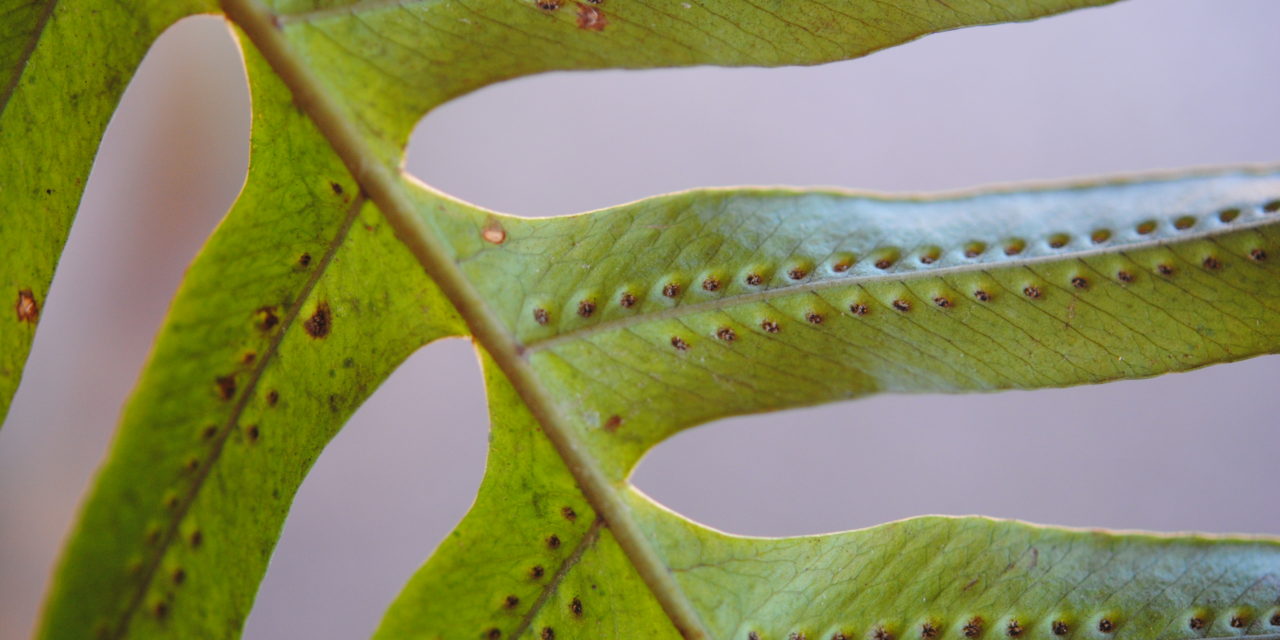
xmin=0 ymin=0 xmax=212 ymax=423
xmin=35 ymin=36 xmax=463 ymax=640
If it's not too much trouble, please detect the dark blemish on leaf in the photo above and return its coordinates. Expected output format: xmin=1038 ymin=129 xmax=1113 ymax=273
xmin=257 ymin=306 xmax=279 ymax=331
xmin=570 ymin=597 xmax=583 ymax=616
xmin=805 ymin=312 xmax=824 ymax=324
xmin=850 ymin=303 xmax=870 ymax=316
xmin=875 ymin=258 xmax=895 ymax=269
xmin=1048 ymin=234 xmax=1069 ymax=249
xmin=833 ymin=260 xmax=852 ymax=272
xmin=716 ymin=327 xmax=737 ymax=342
xmin=663 ymin=283 xmax=681 ymax=298
xmin=201 ymin=425 xmax=217 ymax=440
xmin=761 ymin=319 xmax=780 ymax=333
xmin=964 ymin=618 xmax=984 ymax=638
xmin=298 ymin=253 xmax=312 ymax=267
xmin=833 ymin=634 xmax=849 ymax=640
xmin=749 ymin=633 xmax=761 ymax=640
xmin=1007 ymin=621 xmax=1023 ymax=637
xmin=145 ymin=526 xmax=161 ymax=546
xmin=266 ymin=390 xmax=279 ymax=406
xmin=965 ymin=243 xmax=985 ymax=258
xmin=577 ymin=300 xmax=596 ymax=317
xmin=1175 ymin=216 xmax=1196 ymax=230
xmin=790 ymin=634 xmax=807 ymax=640
xmin=1202 ymin=256 xmax=1222 ymax=270
xmin=547 ymin=535 xmax=561 ymax=549
xmin=1230 ymin=616 xmax=1247 ymax=629
xmin=530 ymin=565 xmax=544 ymax=579
xmin=1189 ymin=618 xmax=1204 ymax=631
xmin=934 ymin=296 xmax=952 ymax=308
xmin=1097 ymin=619 xmax=1114 ymax=633
xmin=329 ymin=394 xmax=340 ymax=412
xmin=1091 ymin=230 xmax=1112 ymax=244
xmin=487 ymin=629 xmax=502 ymax=639
xmin=533 ymin=308 xmax=550 ymax=325
xmin=164 ymin=494 xmax=179 ymax=510
xmin=1023 ymin=286 xmax=1042 ymax=299
xmin=504 ymin=595 xmax=520 ymax=609
xmin=745 ymin=273 xmax=763 ymax=286
xmin=575 ymin=3 xmax=607 ymax=30
xmin=216 ymin=376 xmax=237 ymax=400
xmin=1269 ymin=613 xmax=1280 ymax=626
xmin=1052 ymin=621 xmax=1069 ymax=636
xmin=541 ymin=627 xmax=555 ymax=640
xmin=190 ymin=530 xmax=203 ymax=548
xmin=1004 ymin=241 xmax=1024 ymax=256
xmin=671 ymin=336 xmax=689 ymax=351
xmin=920 ymin=252 xmax=938 ymax=265
xmin=482 ymin=219 xmax=506 ymax=244
xmin=974 ymin=290 xmax=991 ymax=302
xmin=330 ymin=181 xmax=343 ymax=195
xmin=921 ymin=623 xmax=939 ymax=639
xmin=963 ymin=578 xmax=979 ymax=591
xmin=1117 ymin=270 xmax=1134 ymax=283
xmin=1156 ymin=264 xmax=1175 ymax=276
xmin=1071 ymin=276 xmax=1088 ymax=289
xmin=1220 ymin=208 xmax=1242 ymax=222
xmin=892 ymin=299 xmax=911 ymax=312
xmin=172 ymin=568 xmax=186 ymax=585
xmin=15 ymin=289 xmax=38 ymax=323
xmin=1136 ymin=221 xmax=1156 ymax=235
xmin=242 ymin=351 xmax=257 ymax=365
xmin=1264 ymin=201 xmax=1280 ymax=213
xmin=788 ymin=268 xmax=808 ymax=280
xmin=702 ymin=277 xmax=720 ymax=292
xmin=1250 ymin=248 xmax=1267 ymax=261
xmin=874 ymin=626 xmax=893 ymax=640
xmin=535 ymin=0 xmax=561 ymax=9
xmin=153 ymin=601 xmax=169 ymax=620
xmin=246 ymin=424 xmax=260 ymax=442
xmin=619 ymin=292 xmax=637 ymax=308
xmin=304 ymin=302 xmax=331 ymax=338
xmin=603 ymin=415 xmax=622 ymax=432
xmin=184 ymin=457 xmax=200 ymax=473
xmin=561 ymin=506 xmax=577 ymax=521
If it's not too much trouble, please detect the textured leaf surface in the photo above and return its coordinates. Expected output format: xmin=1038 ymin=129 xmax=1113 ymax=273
xmin=36 ymin=38 xmax=463 ymax=640
xmin=0 ymin=0 xmax=212 ymax=424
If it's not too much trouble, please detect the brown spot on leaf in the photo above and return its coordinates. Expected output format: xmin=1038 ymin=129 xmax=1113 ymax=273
xmin=575 ymin=3 xmax=607 ymax=30
xmin=330 ymin=181 xmax=344 ymax=195
xmin=570 ymin=597 xmax=583 ymax=616
xmin=547 ymin=534 xmax=561 ymax=549
xmin=266 ymin=390 xmax=279 ymax=406
xmin=964 ymin=617 xmax=984 ymax=638
xmin=1023 ymin=286 xmax=1042 ymax=299
xmin=1189 ymin=618 xmax=1204 ymax=630
xmin=670 ymin=336 xmax=689 ymax=351
xmin=1091 ymin=229 xmax=1112 ymax=244
xmin=298 ymin=253 xmax=312 ymax=267
xmin=1071 ymin=276 xmax=1088 ymax=289
xmin=15 ymin=289 xmax=38 ymax=323
xmin=832 ymin=260 xmax=852 ymax=272
xmin=541 ymin=627 xmax=555 ymax=640
xmin=921 ymin=624 xmax=938 ymax=639
xmin=748 ymin=633 xmax=760 ymax=640
xmin=1156 ymin=263 xmax=1175 ymax=276
xmin=761 ymin=319 xmax=780 ymax=333
xmin=1098 ymin=619 xmax=1114 ymax=633
xmin=875 ymin=258 xmax=894 ymax=269
xmin=533 ymin=308 xmax=550 ymax=325
xmin=619 ymin=292 xmax=637 ymax=308
xmin=805 ymin=312 xmax=824 ymax=324
xmin=216 ymin=376 xmax=237 ymax=400
xmin=190 ymin=530 xmax=203 ymax=548
xmin=172 ymin=568 xmax=186 ymax=585
xmin=504 ymin=595 xmax=520 ymax=609
xmin=702 ymin=277 xmax=720 ymax=292
xmin=788 ymin=267 xmax=808 ymax=280
xmin=1007 ymin=621 xmax=1023 ymax=637
xmin=892 ymin=299 xmax=911 ymax=312
xmin=933 ymin=296 xmax=952 ymax=308
xmin=577 ymin=300 xmax=596 ymax=317
xmin=487 ymin=629 xmax=502 ymax=640
xmin=257 ymin=306 xmax=279 ymax=331
xmin=535 ymin=0 xmax=561 ymax=9
xmin=603 ymin=415 xmax=622 ymax=432
xmin=716 ymin=327 xmax=737 ymax=342
xmin=662 ymin=283 xmax=681 ymax=298
xmin=874 ymin=627 xmax=893 ymax=640
xmin=1052 ymin=621 xmax=1069 ymax=636
xmin=973 ymin=290 xmax=991 ymax=302
xmin=304 ymin=302 xmax=331 ymax=338
xmin=530 ymin=565 xmax=544 ymax=579
xmin=246 ymin=424 xmax=260 ymax=442
xmin=745 ymin=273 xmax=763 ymax=286
xmin=1116 ymin=270 xmax=1134 ymax=283
xmin=561 ymin=506 xmax=577 ymax=521
xmin=1250 ymin=248 xmax=1267 ymax=261
xmin=1269 ymin=613 xmax=1280 ymax=626
xmin=482 ymin=219 xmax=507 ymax=244
xmin=153 ymin=600 xmax=169 ymax=620
xmin=1202 ymin=256 xmax=1222 ymax=270
xmin=1230 ymin=616 xmax=1247 ymax=629
xmin=849 ymin=303 xmax=870 ymax=316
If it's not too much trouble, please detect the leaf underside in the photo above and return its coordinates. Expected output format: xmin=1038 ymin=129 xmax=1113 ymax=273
xmin=2 ymin=0 xmax=1277 ymax=639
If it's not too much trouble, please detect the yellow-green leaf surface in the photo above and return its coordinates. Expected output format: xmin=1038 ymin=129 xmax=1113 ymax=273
xmin=0 ymin=0 xmax=213 ymax=423
xmin=36 ymin=37 xmax=462 ymax=640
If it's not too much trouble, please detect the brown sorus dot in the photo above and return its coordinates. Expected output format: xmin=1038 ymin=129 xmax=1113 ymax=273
xmin=533 ymin=308 xmax=550 ymax=325
xmin=530 ymin=565 xmax=544 ymax=579
xmin=745 ymin=273 xmax=763 ymax=286
xmin=1230 ymin=616 xmax=1246 ymax=629
xmin=503 ymin=595 xmax=519 ymax=609
xmin=569 ymin=597 xmax=583 ymax=616
xmin=201 ymin=425 xmax=218 ymax=440
xmin=535 ymin=0 xmax=560 ymax=9
xmin=761 ymin=319 xmax=780 ymax=333
xmin=603 ymin=415 xmax=622 ymax=432
xmin=216 ymin=375 xmax=237 ymax=400
xmin=1091 ymin=230 xmax=1112 ymax=244
xmin=832 ymin=634 xmax=849 ymax=640
xmin=1156 ymin=264 xmax=1175 ymax=276
xmin=145 ymin=526 xmax=161 ymax=546
xmin=1116 ymin=270 xmax=1134 ymax=283
xmin=670 ymin=336 xmax=689 ymax=351
xmin=1265 ymin=200 xmax=1280 ymax=213
xmin=974 ymin=290 xmax=991 ymax=302
xmin=965 ymin=247 xmax=982 ymax=258
xmin=541 ymin=628 xmax=555 ymax=640
xmin=789 ymin=634 xmax=807 ymax=640
xmin=1004 ymin=244 xmax=1023 ymax=256
xmin=482 ymin=220 xmax=506 ymax=244
xmin=875 ymin=258 xmax=894 ymax=269
xmin=832 ymin=261 xmax=852 ymax=272
xmin=1048 ymin=236 xmax=1068 ymax=248
xmin=805 ymin=312 xmax=824 ymax=324
xmin=172 ymin=568 xmax=186 ymax=585
xmin=184 ymin=457 xmax=200 ymax=472
xmin=662 ymin=283 xmax=681 ymax=298
xmin=874 ymin=627 xmax=893 ymax=640
xmin=933 ymin=296 xmax=952 ymax=308
xmin=266 ymin=390 xmax=279 ymax=406
xmin=153 ymin=601 xmax=169 ymax=619
xmin=577 ymin=300 xmax=595 ymax=317
xmin=788 ymin=268 xmax=808 ymax=280
xmin=1136 ymin=221 xmax=1156 ymax=234
xmin=257 ymin=306 xmax=279 ymax=331
xmin=245 ymin=424 xmax=260 ymax=442
xmin=921 ymin=624 xmax=939 ymax=640
xmin=330 ymin=181 xmax=344 ymax=195
xmin=1052 ymin=621 xmax=1069 ymax=636
xmin=1269 ymin=613 xmax=1280 ymax=626
xmin=1097 ymin=619 xmax=1114 ymax=633
xmin=164 ymin=493 xmax=180 ymax=510
xmin=716 ymin=327 xmax=737 ymax=342
xmin=575 ymin=3 xmax=607 ymax=30
xmin=1023 ymin=285 xmax=1042 ymax=299
xmin=15 ymin=289 xmax=38 ymax=323
xmin=849 ymin=303 xmax=869 ymax=316
xmin=486 ymin=628 xmax=502 ymax=640
xmin=298 ymin=253 xmax=312 ymax=267
xmin=189 ymin=530 xmax=203 ymax=548
xmin=1071 ymin=276 xmax=1088 ymax=289
xmin=920 ymin=255 xmax=936 ymax=264
xmin=1006 ymin=621 xmax=1023 ymax=637
xmin=303 ymin=302 xmax=331 ymax=338
xmin=561 ymin=506 xmax=577 ymax=521
xmin=241 ymin=351 xmax=257 ymax=365
xmin=964 ymin=617 xmax=984 ymax=638
xmin=749 ymin=633 xmax=761 ymax=640
xmin=1188 ymin=617 xmax=1204 ymax=630
xmin=1202 ymin=256 xmax=1222 ymax=270
xmin=702 ymin=277 xmax=720 ymax=292
xmin=1175 ymin=216 xmax=1196 ymax=230
xmin=619 ymin=292 xmax=637 ymax=308
xmin=892 ymin=299 xmax=911 ymax=312
xmin=1250 ymin=248 xmax=1267 ymax=261
xmin=1220 ymin=207 xmax=1243 ymax=221
xmin=546 ymin=535 xmax=561 ymax=549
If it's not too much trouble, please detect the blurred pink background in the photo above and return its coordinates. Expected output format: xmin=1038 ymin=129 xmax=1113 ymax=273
xmin=3 ymin=1 xmax=1279 ymax=638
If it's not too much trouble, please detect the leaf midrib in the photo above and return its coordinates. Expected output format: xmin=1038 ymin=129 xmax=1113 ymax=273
xmin=521 ymin=214 xmax=1279 ymax=353
xmin=220 ymin=1 xmax=713 ymax=637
